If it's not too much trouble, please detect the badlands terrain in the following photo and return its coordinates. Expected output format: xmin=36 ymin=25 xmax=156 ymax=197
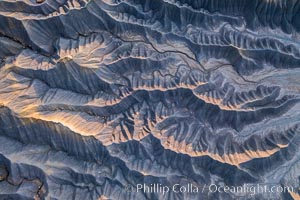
xmin=0 ymin=0 xmax=299 ymax=199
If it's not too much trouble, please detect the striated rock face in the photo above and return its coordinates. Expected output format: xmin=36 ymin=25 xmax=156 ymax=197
xmin=0 ymin=0 xmax=300 ymax=199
